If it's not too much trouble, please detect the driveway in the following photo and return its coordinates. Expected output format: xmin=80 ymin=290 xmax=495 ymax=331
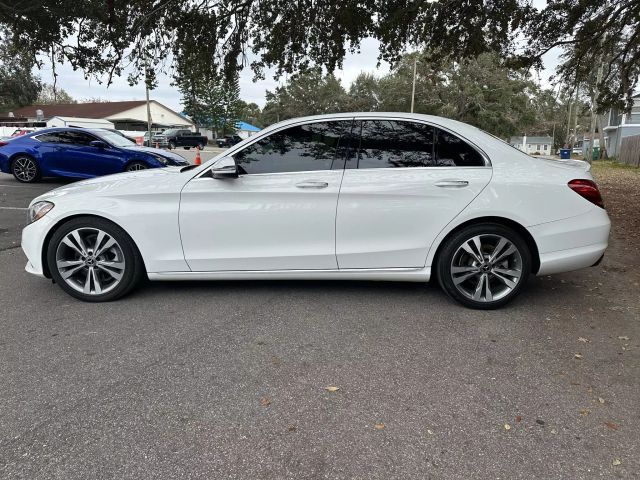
xmin=0 ymin=162 xmax=638 ymax=479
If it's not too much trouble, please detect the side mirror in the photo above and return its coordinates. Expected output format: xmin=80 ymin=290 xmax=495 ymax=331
xmin=90 ymin=140 xmax=107 ymax=149
xmin=211 ymin=157 xmax=238 ymax=179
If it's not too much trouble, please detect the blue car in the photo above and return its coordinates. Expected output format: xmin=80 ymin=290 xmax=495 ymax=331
xmin=0 ymin=127 xmax=189 ymax=183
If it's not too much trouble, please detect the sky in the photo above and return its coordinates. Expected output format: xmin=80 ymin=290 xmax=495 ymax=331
xmin=35 ymin=37 xmax=559 ymax=113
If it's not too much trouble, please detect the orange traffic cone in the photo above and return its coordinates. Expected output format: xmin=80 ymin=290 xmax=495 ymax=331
xmin=195 ymin=146 xmax=202 ymax=165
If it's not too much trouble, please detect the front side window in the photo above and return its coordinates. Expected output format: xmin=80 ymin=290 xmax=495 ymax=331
xmin=56 ymin=131 xmax=98 ymax=146
xmin=235 ymin=121 xmax=352 ymax=174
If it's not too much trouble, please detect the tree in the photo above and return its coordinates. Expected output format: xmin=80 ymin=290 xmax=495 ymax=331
xmin=261 ymin=70 xmax=349 ymax=124
xmin=0 ymin=28 xmax=41 ymax=112
xmin=2 ymin=1 xmax=636 ymax=112
xmin=36 ymin=84 xmax=76 ymax=104
xmin=237 ymin=101 xmax=263 ymax=128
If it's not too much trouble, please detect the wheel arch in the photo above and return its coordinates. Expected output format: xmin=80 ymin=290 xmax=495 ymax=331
xmin=430 ymin=216 xmax=541 ymax=279
xmin=41 ymin=213 xmax=147 ymax=279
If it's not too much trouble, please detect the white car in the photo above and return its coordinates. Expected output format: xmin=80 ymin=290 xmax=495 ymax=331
xmin=22 ymin=113 xmax=610 ymax=308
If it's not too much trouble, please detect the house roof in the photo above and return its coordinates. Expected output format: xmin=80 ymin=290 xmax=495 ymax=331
xmin=236 ymin=120 xmax=260 ymax=132
xmin=510 ymin=136 xmax=553 ymax=144
xmin=4 ymin=101 xmax=149 ymax=119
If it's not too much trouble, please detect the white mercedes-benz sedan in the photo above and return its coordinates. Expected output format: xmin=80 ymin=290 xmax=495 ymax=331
xmin=21 ymin=113 xmax=610 ymax=308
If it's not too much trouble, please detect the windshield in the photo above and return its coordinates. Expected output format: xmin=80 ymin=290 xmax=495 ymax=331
xmin=97 ymin=131 xmax=135 ymax=147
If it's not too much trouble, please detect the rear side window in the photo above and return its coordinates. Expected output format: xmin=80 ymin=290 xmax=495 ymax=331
xmin=235 ymin=121 xmax=352 ymax=174
xmin=350 ymin=120 xmax=485 ymax=168
xmin=353 ymin=120 xmax=434 ymax=169
xmin=435 ymin=129 xmax=485 ymax=167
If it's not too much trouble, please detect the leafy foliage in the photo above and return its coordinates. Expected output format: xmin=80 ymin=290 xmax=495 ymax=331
xmin=0 ymin=1 xmax=637 ymax=110
xmin=0 ymin=28 xmax=41 ymax=112
xmin=36 ymin=84 xmax=76 ymax=104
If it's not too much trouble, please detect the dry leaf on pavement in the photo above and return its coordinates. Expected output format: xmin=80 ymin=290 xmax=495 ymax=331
xmin=260 ymin=396 xmax=271 ymax=406
xmin=325 ymin=386 xmax=340 ymax=392
xmin=504 ymin=424 xmax=511 ymax=430
xmin=604 ymin=422 xmax=619 ymax=431
xmin=618 ymin=336 xmax=629 ymax=341
xmin=598 ymin=397 xmax=605 ymax=404
xmin=574 ymin=353 xmax=583 ymax=359
xmin=612 ymin=459 xmax=622 ymax=466
xmin=374 ymin=423 xmax=385 ymax=430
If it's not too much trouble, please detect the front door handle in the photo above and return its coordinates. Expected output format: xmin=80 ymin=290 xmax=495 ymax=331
xmin=295 ymin=181 xmax=329 ymax=189
xmin=434 ymin=180 xmax=469 ymax=188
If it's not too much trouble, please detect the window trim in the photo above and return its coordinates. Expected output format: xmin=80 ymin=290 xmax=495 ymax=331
xmin=194 ymin=115 xmax=491 ymax=180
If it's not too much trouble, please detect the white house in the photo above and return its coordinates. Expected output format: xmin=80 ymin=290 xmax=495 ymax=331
xmin=509 ymin=135 xmax=554 ymax=155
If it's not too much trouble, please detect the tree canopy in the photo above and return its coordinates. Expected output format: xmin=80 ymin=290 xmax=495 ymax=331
xmin=0 ymin=1 xmax=637 ymax=111
xmin=0 ymin=28 xmax=41 ymax=112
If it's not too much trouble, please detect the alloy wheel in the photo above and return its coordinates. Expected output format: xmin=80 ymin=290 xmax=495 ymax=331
xmin=55 ymin=228 xmax=126 ymax=295
xmin=127 ymin=162 xmax=147 ymax=171
xmin=450 ymin=234 xmax=523 ymax=303
xmin=13 ymin=157 xmax=37 ymax=182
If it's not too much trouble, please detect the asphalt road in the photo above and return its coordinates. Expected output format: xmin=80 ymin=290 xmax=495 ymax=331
xmin=0 ymin=167 xmax=638 ymax=479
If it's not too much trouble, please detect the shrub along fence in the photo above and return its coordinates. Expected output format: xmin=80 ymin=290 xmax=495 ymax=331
xmin=619 ymin=135 xmax=640 ymax=167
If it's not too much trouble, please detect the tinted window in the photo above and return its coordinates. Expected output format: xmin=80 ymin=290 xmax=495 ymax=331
xmin=435 ymin=129 xmax=485 ymax=167
xmin=354 ymin=120 xmax=434 ymax=169
xmin=35 ymin=132 xmax=64 ymax=143
xmin=235 ymin=121 xmax=351 ymax=174
xmin=59 ymin=131 xmax=98 ymax=146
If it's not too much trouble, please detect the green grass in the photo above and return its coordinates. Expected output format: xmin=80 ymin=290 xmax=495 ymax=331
xmin=592 ymin=159 xmax=640 ymax=172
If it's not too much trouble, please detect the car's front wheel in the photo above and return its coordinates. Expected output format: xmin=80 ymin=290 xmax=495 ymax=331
xmin=125 ymin=161 xmax=148 ymax=172
xmin=168 ymin=141 xmax=176 ymax=150
xmin=437 ymin=224 xmax=531 ymax=309
xmin=47 ymin=217 xmax=145 ymax=302
xmin=11 ymin=155 xmax=41 ymax=183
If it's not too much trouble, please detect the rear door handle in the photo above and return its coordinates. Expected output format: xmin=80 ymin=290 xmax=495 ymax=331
xmin=434 ymin=180 xmax=469 ymax=188
xmin=295 ymin=181 xmax=329 ymax=189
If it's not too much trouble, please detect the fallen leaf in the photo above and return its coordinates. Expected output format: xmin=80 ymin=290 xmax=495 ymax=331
xmin=325 ymin=386 xmax=340 ymax=392
xmin=288 ymin=426 xmax=297 ymax=432
xmin=550 ymin=429 xmax=557 ymax=434
xmin=260 ymin=396 xmax=271 ymax=406
xmin=580 ymin=409 xmax=591 ymax=416
xmin=427 ymin=429 xmax=434 ymax=435
xmin=504 ymin=423 xmax=511 ymax=431
xmin=612 ymin=459 xmax=621 ymax=466
xmin=618 ymin=336 xmax=629 ymax=341
xmin=578 ymin=337 xmax=590 ymax=343
xmin=604 ymin=422 xmax=619 ymax=431
xmin=374 ymin=423 xmax=385 ymax=430
xmin=598 ymin=397 xmax=605 ymax=404
xmin=515 ymin=416 xmax=522 ymax=423
xmin=574 ymin=353 xmax=583 ymax=359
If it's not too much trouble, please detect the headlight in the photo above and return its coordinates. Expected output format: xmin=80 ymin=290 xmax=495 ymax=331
xmin=27 ymin=201 xmax=54 ymax=224
xmin=148 ymin=153 xmax=170 ymax=165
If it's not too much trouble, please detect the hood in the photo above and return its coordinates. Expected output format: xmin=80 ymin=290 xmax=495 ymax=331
xmin=120 ymin=145 xmax=187 ymax=164
xmin=31 ymin=167 xmax=185 ymax=206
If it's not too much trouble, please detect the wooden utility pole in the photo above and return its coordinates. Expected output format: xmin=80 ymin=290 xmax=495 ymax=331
xmin=145 ymin=67 xmax=152 ymax=146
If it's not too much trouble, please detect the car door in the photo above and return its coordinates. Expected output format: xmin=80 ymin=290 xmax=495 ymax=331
xmin=335 ymin=119 xmax=492 ymax=269
xmin=31 ymin=132 xmax=69 ymax=175
xmin=55 ymin=131 xmax=125 ymax=177
xmin=179 ymin=119 xmax=353 ymax=271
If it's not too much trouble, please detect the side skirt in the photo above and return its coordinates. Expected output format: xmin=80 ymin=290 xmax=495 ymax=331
xmin=148 ymin=267 xmax=431 ymax=282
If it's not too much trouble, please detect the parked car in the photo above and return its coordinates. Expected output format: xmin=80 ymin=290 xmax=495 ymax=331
xmin=216 ymin=135 xmax=243 ymax=148
xmin=21 ymin=113 xmax=610 ymax=308
xmin=104 ymin=128 xmax=138 ymax=144
xmin=11 ymin=128 xmax=36 ymax=137
xmin=142 ymin=132 xmax=169 ymax=148
xmin=162 ymin=129 xmax=208 ymax=150
xmin=0 ymin=127 xmax=188 ymax=183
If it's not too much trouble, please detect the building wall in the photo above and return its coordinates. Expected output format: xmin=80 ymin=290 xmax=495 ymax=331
xmin=105 ymin=102 xmax=193 ymax=129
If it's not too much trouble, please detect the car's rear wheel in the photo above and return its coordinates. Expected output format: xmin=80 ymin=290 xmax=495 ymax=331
xmin=11 ymin=155 xmax=41 ymax=183
xmin=437 ymin=223 xmax=531 ymax=309
xmin=125 ymin=161 xmax=148 ymax=172
xmin=47 ymin=217 xmax=145 ymax=302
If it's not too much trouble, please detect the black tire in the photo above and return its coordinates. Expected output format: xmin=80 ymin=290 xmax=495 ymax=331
xmin=168 ymin=141 xmax=176 ymax=150
xmin=125 ymin=161 xmax=148 ymax=172
xmin=47 ymin=217 xmax=145 ymax=302
xmin=184 ymin=146 xmax=191 ymax=150
xmin=11 ymin=155 xmax=41 ymax=183
xmin=436 ymin=223 xmax=531 ymax=309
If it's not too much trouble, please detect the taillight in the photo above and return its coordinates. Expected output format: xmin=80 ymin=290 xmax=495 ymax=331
xmin=568 ymin=179 xmax=604 ymax=209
